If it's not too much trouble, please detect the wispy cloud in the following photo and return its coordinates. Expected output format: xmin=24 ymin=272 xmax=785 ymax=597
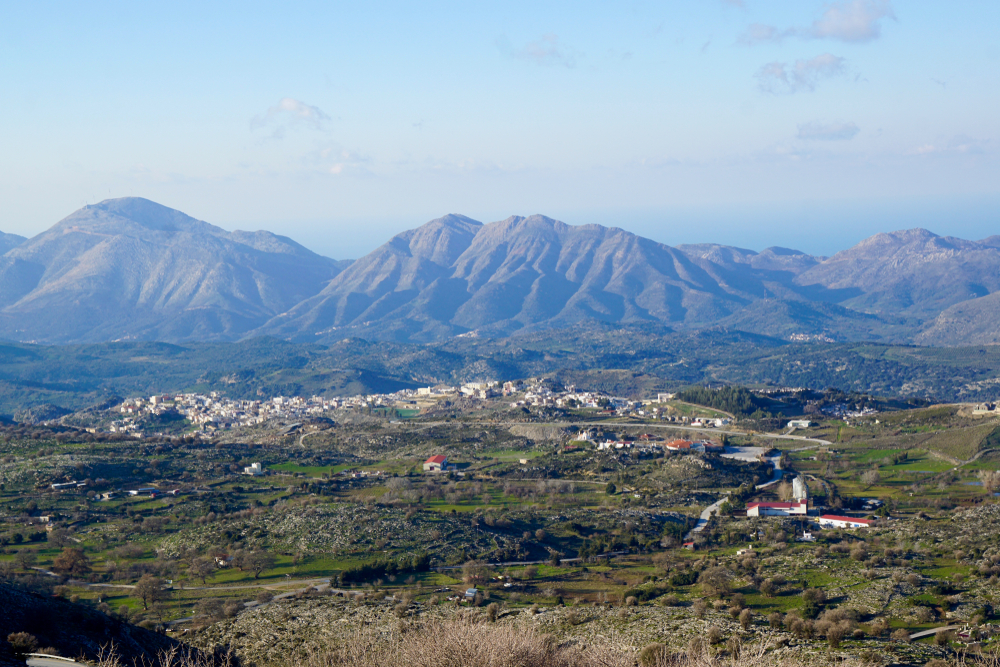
xmin=756 ymin=54 xmax=846 ymax=93
xmin=741 ymin=0 xmax=895 ymax=44
xmin=498 ymin=34 xmax=579 ymax=68
xmin=251 ymin=98 xmax=330 ymax=132
xmin=797 ymin=121 xmax=860 ymax=140
xmin=911 ymin=135 xmax=988 ymax=156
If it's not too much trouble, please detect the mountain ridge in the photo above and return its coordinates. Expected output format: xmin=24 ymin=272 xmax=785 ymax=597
xmin=0 ymin=198 xmax=997 ymax=346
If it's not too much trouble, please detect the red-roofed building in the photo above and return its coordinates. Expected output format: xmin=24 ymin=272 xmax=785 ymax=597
xmin=746 ymin=501 xmax=808 ymax=517
xmin=666 ymin=439 xmax=693 ymax=451
xmin=817 ymin=515 xmax=872 ymax=529
xmin=423 ymin=455 xmax=448 ymax=472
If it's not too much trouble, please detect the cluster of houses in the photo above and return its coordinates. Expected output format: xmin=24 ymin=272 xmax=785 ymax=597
xmin=595 ymin=437 xmax=724 ymax=455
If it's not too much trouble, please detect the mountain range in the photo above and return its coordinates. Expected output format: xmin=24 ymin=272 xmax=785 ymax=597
xmin=0 ymin=197 xmax=997 ymax=346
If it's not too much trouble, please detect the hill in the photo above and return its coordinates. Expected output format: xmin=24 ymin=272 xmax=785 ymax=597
xmin=0 ymin=582 xmax=187 ymax=666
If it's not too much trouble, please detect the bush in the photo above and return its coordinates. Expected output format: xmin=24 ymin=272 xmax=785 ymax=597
xmin=6 ymin=632 xmax=38 ymax=657
xmin=890 ymin=628 xmax=911 ymax=643
xmin=638 ymin=643 xmax=668 ymax=667
xmin=485 ymin=602 xmax=500 ymax=622
xmin=706 ymin=626 xmax=724 ymax=645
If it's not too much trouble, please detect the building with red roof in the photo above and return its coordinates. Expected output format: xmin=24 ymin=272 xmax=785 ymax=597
xmin=423 ymin=455 xmax=448 ymax=472
xmin=746 ymin=501 xmax=807 ymax=517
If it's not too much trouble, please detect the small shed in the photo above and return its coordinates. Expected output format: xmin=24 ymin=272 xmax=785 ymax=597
xmin=423 ymin=455 xmax=448 ymax=472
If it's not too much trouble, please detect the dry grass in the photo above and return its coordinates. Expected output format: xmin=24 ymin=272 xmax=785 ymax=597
xmin=91 ymin=619 xmax=1000 ymax=667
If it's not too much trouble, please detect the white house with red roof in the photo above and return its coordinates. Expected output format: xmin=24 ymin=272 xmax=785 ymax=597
xmin=746 ymin=501 xmax=807 ymax=517
xmin=817 ymin=515 xmax=872 ymax=529
xmin=423 ymin=455 xmax=448 ymax=472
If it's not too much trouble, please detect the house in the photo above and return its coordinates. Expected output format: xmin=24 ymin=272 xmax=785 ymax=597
xmin=817 ymin=515 xmax=872 ymax=529
xmin=244 ymin=462 xmax=266 ymax=476
xmin=736 ymin=545 xmax=753 ymax=556
xmin=464 ymin=587 xmax=478 ymax=600
xmin=746 ymin=501 xmax=808 ymax=517
xmin=787 ymin=419 xmax=814 ymax=429
xmin=666 ymin=439 xmax=693 ymax=451
xmin=215 ymin=554 xmax=233 ymax=567
xmin=423 ymin=455 xmax=448 ymax=472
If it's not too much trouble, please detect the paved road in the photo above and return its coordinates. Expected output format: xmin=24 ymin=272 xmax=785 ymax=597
xmin=418 ymin=420 xmax=833 ymax=446
xmin=27 ymin=656 xmax=83 ymax=667
xmin=684 ymin=450 xmax=785 ymax=540
xmin=909 ymin=625 xmax=964 ymax=640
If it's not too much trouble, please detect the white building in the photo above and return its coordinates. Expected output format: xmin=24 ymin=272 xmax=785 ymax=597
xmin=817 ymin=515 xmax=872 ymax=529
xmin=243 ymin=462 xmax=265 ymax=476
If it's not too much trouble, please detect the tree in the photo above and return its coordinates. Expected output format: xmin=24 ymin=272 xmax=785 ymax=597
xmin=739 ymin=608 xmax=752 ymax=631
xmin=698 ymin=566 xmax=733 ymax=597
xmin=188 ymin=557 xmax=216 ymax=584
xmin=15 ymin=550 xmax=37 ymax=571
xmin=759 ymin=578 xmax=776 ymax=598
xmin=978 ymin=470 xmax=1000 ymax=495
xmin=48 ymin=528 xmax=72 ymax=548
xmin=52 ymin=547 xmax=91 ymax=578
xmin=462 ymin=559 xmax=489 ymax=584
xmin=133 ymin=574 xmax=170 ymax=610
xmin=244 ymin=551 xmax=276 ymax=579
xmin=605 ymin=483 xmax=616 ymax=495
xmin=861 ymin=469 xmax=881 ymax=488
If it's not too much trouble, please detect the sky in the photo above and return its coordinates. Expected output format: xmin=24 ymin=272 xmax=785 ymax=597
xmin=1 ymin=1 xmax=997 ymax=259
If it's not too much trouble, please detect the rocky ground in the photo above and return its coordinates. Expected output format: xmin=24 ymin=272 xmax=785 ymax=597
xmin=190 ymin=594 xmax=958 ymax=667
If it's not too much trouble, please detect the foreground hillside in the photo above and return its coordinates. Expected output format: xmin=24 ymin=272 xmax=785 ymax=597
xmin=0 ymin=582 xmax=185 ymax=666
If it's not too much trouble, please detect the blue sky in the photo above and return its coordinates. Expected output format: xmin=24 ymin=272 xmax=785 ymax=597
xmin=1 ymin=1 xmax=997 ymax=258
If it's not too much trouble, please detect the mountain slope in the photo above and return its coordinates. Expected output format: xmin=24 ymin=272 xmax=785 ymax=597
xmin=794 ymin=229 xmax=1000 ymax=317
xmin=0 ymin=198 xmax=342 ymax=343
xmin=258 ymin=214 xmax=851 ymax=342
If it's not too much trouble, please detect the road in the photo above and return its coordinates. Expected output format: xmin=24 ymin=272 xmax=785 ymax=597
xmin=27 ymin=657 xmax=83 ymax=667
xmin=908 ymin=625 xmax=964 ymax=640
xmin=417 ymin=420 xmax=833 ymax=447
xmin=685 ymin=449 xmax=784 ymax=540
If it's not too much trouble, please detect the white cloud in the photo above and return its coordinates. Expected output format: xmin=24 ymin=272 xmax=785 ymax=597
xmin=251 ymin=98 xmax=330 ymax=131
xmin=797 ymin=121 xmax=860 ymax=140
xmin=741 ymin=0 xmax=895 ymax=45
xmin=756 ymin=54 xmax=846 ymax=94
xmin=500 ymin=34 xmax=579 ymax=68
xmin=810 ymin=0 xmax=895 ymax=43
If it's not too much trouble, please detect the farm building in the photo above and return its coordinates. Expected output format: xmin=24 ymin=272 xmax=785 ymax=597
xmin=818 ymin=515 xmax=872 ymax=529
xmin=746 ymin=501 xmax=807 ymax=517
xmin=423 ymin=455 xmax=448 ymax=472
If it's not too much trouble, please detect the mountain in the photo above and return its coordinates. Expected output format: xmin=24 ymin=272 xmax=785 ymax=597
xmin=0 ymin=232 xmax=26 ymax=256
xmin=258 ymin=214 xmax=845 ymax=342
xmin=2 ymin=201 xmax=999 ymax=347
xmin=793 ymin=229 xmax=1000 ymax=318
xmin=0 ymin=198 xmax=343 ymax=343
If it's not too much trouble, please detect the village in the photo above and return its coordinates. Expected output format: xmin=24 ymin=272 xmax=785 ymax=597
xmin=102 ymin=379 xmax=735 ymax=437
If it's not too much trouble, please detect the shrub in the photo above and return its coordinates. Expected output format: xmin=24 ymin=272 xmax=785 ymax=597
xmin=890 ymin=628 xmax=911 ymax=643
xmin=707 ymin=626 xmax=724 ymax=645
xmin=485 ymin=602 xmax=500 ymax=622
xmin=638 ymin=643 xmax=667 ymax=667
xmin=6 ymin=632 xmax=38 ymax=657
